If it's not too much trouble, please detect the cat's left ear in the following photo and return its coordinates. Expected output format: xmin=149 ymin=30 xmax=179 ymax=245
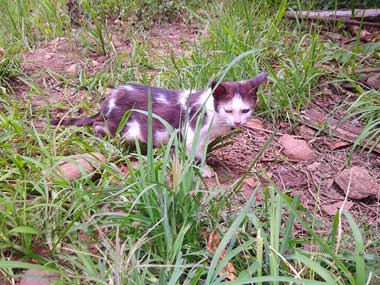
xmin=245 ymin=72 xmax=267 ymax=95
xmin=211 ymin=81 xmax=228 ymax=99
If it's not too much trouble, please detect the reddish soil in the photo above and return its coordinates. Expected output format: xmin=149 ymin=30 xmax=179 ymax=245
xmin=211 ymin=116 xmax=380 ymax=228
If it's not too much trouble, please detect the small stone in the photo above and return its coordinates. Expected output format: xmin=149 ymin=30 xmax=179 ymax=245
xmin=367 ymin=75 xmax=380 ymax=90
xmin=44 ymin=53 xmax=53 ymax=60
xmin=20 ymin=269 xmax=59 ymax=285
xmin=306 ymin=161 xmax=321 ymax=172
xmin=0 ymin=47 xmax=5 ymax=59
xmin=52 ymin=152 xmax=106 ymax=181
xmin=335 ymin=166 xmax=379 ymax=200
xmin=66 ymin=63 xmax=78 ymax=73
xmin=242 ymin=177 xmax=257 ymax=188
xmin=280 ymin=135 xmax=316 ymax=161
xmin=322 ymin=200 xmax=354 ymax=216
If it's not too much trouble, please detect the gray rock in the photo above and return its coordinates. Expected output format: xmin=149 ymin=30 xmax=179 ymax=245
xmin=335 ymin=166 xmax=379 ymax=199
xmin=20 ymin=269 xmax=59 ymax=285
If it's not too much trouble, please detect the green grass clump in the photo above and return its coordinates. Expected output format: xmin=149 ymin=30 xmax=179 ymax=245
xmin=0 ymin=0 xmax=70 ymax=51
xmin=0 ymin=0 xmax=379 ymax=284
xmin=345 ymin=89 xmax=380 ymax=152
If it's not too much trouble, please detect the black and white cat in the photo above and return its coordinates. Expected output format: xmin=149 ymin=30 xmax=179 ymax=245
xmin=51 ymin=72 xmax=267 ymax=176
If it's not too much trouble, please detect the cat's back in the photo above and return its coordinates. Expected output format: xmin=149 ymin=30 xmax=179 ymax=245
xmin=116 ymin=83 xmax=181 ymax=106
xmin=101 ymin=83 xmax=182 ymax=115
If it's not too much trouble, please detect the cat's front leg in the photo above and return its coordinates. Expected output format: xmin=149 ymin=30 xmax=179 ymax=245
xmin=186 ymin=133 xmax=214 ymax=178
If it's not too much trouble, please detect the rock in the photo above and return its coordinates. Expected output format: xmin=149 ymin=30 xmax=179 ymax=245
xmin=335 ymin=166 xmax=379 ymax=199
xmin=367 ymin=75 xmax=380 ymax=90
xmin=322 ymin=200 xmax=354 ymax=216
xmin=44 ymin=53 xmax=53 ymax=60
xmin=201 ymin=164 xmax=214 ymax=178
xmin=52 ymin=152 xmax=106 ymax=181
xmin=280 ymin=135 xmax=316 ymax=161
xmin=20 ymin=269 xmax=59 ymax=285
xmin=242 ymin=177 xmax=257 ymax=188
xmin=66 ymin=63 xmax=78 ymax=73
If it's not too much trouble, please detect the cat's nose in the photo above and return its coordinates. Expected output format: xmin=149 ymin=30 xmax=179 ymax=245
xmin=234 ymin=121 xmax=241 ymax=126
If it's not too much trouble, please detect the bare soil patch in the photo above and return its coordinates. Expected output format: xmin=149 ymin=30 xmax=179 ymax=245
xmin=17 ymin=20 xmax=199 ymax=109
xmin=211 ymin=116 xmax=380 ymax=227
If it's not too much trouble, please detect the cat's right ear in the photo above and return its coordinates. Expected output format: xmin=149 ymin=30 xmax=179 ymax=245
xmin=211 ymin=81 xmax=227 ymax=99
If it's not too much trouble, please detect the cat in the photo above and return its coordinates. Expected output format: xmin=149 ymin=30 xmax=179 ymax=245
xmin=51 ymin=72 xmax=267 ymax=177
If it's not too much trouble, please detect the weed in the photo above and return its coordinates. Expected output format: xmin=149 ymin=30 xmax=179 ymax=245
xmin=345 ymin=89 xmax=380 ymax=152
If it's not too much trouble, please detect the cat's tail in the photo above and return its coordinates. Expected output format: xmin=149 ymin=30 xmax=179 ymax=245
xmin=51 ymin=113 xmax=101 ymax=126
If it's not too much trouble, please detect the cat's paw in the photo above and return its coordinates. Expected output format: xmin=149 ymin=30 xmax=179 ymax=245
xmin=201 ymin=164 xmax=215 ymax=178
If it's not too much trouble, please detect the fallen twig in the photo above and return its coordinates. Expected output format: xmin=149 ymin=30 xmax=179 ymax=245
xmin=287 ymin=9 xmax=380 ymax=20
xmin=286 ymin=10 xmax=380 ymax=28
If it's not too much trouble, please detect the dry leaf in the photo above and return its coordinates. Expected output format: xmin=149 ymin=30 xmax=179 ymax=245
xmin=207 ymin=231 xmax=236 ymax=281
xmin=322 ymin=200 xmax=354 ymax=216
xmin=243 ymin=178 xmax=257 ymax=188
xmin=119 ymin=160 xmax=140 ymax=176
xmin=119 ymin=163 xmax=129 ymax=175
xmin=330 ymin=141 xmax=351 ymax=151
xmin=207 ymin=231 xmax=220 ymax=254
xmin=246 ymin=118 xmax=265 ymax=130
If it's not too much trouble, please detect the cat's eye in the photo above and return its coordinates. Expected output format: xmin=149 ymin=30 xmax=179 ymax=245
xmin=242 ymin=109 xmax=250 ymax=113
xmin=224 ymin=109 xmax=232 ymax=113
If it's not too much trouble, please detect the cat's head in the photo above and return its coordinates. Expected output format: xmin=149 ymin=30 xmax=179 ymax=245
xmin=211 ymin=72 xmax=267 ymax=127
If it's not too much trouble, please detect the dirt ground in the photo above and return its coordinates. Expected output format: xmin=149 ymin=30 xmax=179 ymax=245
xmin=17 ymin=20 xmax=380 ymax=229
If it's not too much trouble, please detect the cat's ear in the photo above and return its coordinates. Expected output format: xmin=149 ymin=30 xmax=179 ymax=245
xmin=211 ymin=81 xmax=227 ymax=99
xmin=245 ymin=72 xmax=267 ymax=95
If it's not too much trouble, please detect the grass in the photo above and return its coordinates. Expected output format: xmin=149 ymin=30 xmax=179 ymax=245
xmin=0 ymin=0 xmax=379 ymax=284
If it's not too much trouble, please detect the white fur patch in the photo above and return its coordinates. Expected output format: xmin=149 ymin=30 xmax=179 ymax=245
xmin=156 ymin=93 xmax=169 ymax=104
xmin=94 ymin=124 xmax=107 ymax=136
xmin=107 ymin=97 xmax=117 ymax=116
xmin=232 ymin=93 xmax=250 ymax=110
xmin=121 ymin=84 xmax=135 ymax=92
xmin=178 ymin=90 xmax=191 ymax=109
xmin=124 ymin=120 xmax=143 ymax=142
xmin=197 ymin=89 xmax=214 ymax=113
xmin=201 ymin=164 xmax=214 ymax=178
xmin=154 ymin=130 xmax=169 ymax=145
xmin=185 ymin=126 xmax=196 ymax=154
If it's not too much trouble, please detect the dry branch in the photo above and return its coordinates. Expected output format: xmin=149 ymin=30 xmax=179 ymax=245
xmin=286 ymin=9 xmax=380 ymax=20
xmin=285 ymin=9 xmax=380 ymax=28
xmin=297 ymin=109 xmax=380 ymax=154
